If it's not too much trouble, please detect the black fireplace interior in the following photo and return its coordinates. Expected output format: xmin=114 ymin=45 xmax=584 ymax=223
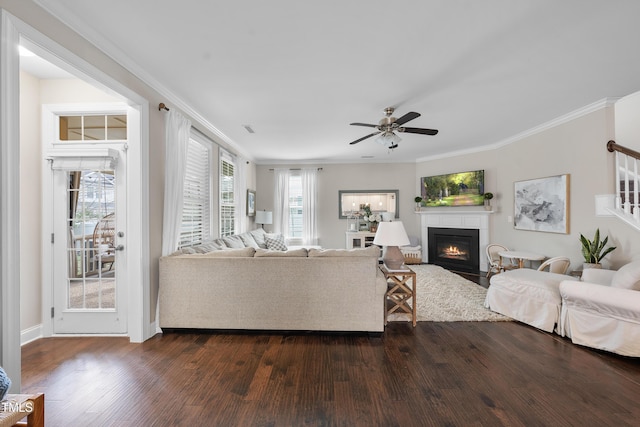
xmin=428 ymin=227 xmax=480 ymax=273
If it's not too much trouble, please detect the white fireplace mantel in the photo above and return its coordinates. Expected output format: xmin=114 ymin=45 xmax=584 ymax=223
xmin=417 ymin=210 xmax=492 ymax=270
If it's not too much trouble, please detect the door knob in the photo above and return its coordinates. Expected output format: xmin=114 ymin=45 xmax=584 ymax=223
xmin=115 ymin=245 xmax=125 ymax=251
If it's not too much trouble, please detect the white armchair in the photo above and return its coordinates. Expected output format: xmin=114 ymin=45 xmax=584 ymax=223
xmin=559 ymin=261 xmax=640 ymax=357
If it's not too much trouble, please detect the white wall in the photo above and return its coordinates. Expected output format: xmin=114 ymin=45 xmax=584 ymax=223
xmin=19 ymin=71 xmax=41 ymax=332
xmin=417 ymin=104 xmax=640 ymax=271
xmin=256 ymin=162 xmax=418 ymax=249
xmin=256 ymin=102 xmax=640 ymax=273
xmin=615 ymin=90 xmax=640 ymax=147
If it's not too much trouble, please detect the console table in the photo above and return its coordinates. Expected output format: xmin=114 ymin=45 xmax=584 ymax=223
xmin=345 ymin=231 xmax=376 ymax=249
xmin=380 ymin=265 xmax=417 ymax=327
xmin=346 ymin=231 xmax=382 ymax=259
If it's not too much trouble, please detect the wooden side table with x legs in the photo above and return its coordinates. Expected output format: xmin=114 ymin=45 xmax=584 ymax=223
xmin=380 ymin=265 xmax=417 ymax=327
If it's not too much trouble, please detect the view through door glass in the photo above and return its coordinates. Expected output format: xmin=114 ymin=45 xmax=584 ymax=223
xmin=67 ymin=170 xmax=116 ymax=310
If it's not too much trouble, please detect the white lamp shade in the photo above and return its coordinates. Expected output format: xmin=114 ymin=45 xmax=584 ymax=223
xmin=255 ymin=210 xmax=273 ymax=225
xmin=373 ymin=221 xmax=410 ymax=247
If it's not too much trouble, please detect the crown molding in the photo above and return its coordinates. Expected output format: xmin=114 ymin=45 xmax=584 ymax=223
xmin=415 ymin=97 xmax=619 ymax=163
xmin=34 ymin=0 xmax=253 ymax=162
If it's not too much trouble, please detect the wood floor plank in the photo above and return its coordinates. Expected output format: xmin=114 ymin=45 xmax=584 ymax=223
xmin=21 ymin=319 xmax=640 ymax=425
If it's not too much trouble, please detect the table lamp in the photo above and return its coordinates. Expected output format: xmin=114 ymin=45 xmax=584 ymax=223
xmin=255 ymin=210 xmax=273 ymax=230
xmin=373 ymin=221 xmax=410 ymax=270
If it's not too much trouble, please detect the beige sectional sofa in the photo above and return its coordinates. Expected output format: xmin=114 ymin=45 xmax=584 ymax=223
xmin=159 ymin=231 xmax=387 ymax=332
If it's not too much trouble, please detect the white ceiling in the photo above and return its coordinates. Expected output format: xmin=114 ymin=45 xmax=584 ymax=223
xmin=35 ymin=0 xmax=640 ymax=164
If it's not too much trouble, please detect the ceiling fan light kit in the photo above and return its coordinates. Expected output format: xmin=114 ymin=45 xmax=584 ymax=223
xmin=349 ymin=107 xmax=438 ymax=149
xmin=375 ymin=132 xmax=401 ymax=146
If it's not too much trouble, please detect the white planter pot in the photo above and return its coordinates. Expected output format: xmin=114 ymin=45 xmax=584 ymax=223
xmin=583 ymin=263 xmax=602 ymax=269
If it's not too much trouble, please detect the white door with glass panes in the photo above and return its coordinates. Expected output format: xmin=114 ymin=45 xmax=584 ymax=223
xmin=45 ymin=106 xmax=128 ymax=334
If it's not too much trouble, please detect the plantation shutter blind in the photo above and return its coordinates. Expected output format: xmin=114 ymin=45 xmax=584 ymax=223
xmin=220 ymin=150 xmax=236 ymax=237
xmin=179 ymin=138 xmax=210 ymax=247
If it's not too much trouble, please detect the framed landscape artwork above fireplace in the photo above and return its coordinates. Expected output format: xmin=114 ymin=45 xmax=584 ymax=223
xmin=514 ymin=174 xmax=569 ymax=234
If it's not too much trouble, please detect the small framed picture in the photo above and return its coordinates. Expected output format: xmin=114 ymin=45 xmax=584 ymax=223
xmin=247 ymin=189 xmax=256 ymax=217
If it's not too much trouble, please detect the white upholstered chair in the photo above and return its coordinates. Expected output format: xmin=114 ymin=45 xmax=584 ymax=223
xmin=486 ymin=244 xmax=517 ymax=278
xmin=537 ymin=256 xmax=571 ymax=274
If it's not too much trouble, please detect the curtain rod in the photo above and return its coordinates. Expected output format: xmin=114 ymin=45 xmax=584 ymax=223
xmin=268 ymin=168 xmax=323 ymax=171
xmin=158 ymin=102 xmax=170 ymax=111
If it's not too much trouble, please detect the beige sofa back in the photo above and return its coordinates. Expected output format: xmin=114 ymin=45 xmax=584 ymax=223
xmin=159 ymin=253 xmax=387 ymax=332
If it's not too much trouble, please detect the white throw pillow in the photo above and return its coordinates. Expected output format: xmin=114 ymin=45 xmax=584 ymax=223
xmin=611 ymin=261 xmax=640 ymax=291
xmin=264 ymin=234 xmax=288 ymax=251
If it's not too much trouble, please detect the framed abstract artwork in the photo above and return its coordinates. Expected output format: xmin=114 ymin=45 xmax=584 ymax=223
xmin=247 ymin=189 xmax=256 ymax=217
xmin=514 ymin=174 xmax=569 ymax=234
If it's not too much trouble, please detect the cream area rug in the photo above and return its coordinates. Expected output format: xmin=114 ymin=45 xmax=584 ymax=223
xmin=388 ymin=264 xmax=511 ymax=322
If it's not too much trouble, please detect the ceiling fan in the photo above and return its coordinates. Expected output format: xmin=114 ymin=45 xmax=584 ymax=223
xmin=349 ymin=107 xmax=438 ymax=149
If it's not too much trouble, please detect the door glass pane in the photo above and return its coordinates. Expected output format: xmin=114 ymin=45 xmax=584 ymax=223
xmin=59 ymin=114 xmax=127 ymax=142
xmin=83 ymin=115 xmax=106 ymax=141
xmin=67 ymin=170 xmax=116 ymax=310
xmin=59 ymin=116 xmax=82 ymax=140
xmin=107 ymin=115 xmax=127 ymax=140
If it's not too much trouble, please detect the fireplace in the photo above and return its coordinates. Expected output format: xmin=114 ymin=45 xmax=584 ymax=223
xmin=428 ymin=227 xmax=480 ymax=273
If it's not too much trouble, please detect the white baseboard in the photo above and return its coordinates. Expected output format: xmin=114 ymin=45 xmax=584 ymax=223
xmin=21 ymin=324 xmax=43 ymax=346
xmin=21 ymin=322 xmax=161 ymax=345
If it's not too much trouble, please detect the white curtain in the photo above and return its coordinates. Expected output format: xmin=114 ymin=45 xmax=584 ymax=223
xmin=236 ymin=156 xmax=248 ymax=233
xmin=273 ymin=168 xmax=289 ymax=236
xmin=301 ymin=168 xmax=318 ymax=245
xmin=161 ymin=110 xmax=191 ymax=256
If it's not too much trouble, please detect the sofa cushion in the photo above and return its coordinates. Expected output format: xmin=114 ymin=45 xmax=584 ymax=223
xmin=308 ymin=245 xmax=379 ymax=258
xmin=249 ymin=228 xmax=268 ymax=249
xmin=175 ymin=246 xmax=197 ymax=255
xmin=611 ymin=261 xmax=640 ymax=291
xmin=193 ymin=241 xmax=224 ymax=253
xmin=255 ymin=248 xmax=308 ymax=257
xmin=238 ymin=232 xmax=260 ymax=249
xmin=222 ymin=235 xmax=246 ymax=249
xmin=200 ymin=247 xmax=256 ymax=257
xmin=265 ymin=234 xmax=288 ymax=251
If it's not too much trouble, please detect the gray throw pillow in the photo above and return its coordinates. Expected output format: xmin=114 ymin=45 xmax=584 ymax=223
xmin=239 ymin=232 xmax=260 ymax=249
xmin=222 ymin=235 xmax=245 ymax=248
xmin=265 ymin=234 xmax=288 ymax=251
xmin=250 ymin=228 xmax=268 ymax=249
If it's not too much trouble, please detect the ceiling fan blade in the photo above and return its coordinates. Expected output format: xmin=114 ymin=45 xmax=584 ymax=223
xmin=394 ymin=112 xmax=420 ymax=126
xmin=400 ymin=127 xmax=439 ymax=136
xmin=349 ymin=132 xmax=380 ymax=145
xmin=350 ymin=122 xmax=378 ymax=128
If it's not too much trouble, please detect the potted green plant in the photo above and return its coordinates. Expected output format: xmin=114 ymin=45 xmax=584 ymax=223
xmin=483 ymin=192 xmax=494 ymax=211
xmin=579 ymin=228 xmax=616 ymax=269
xmin=414 ymin=196 xmax=423 ymax=211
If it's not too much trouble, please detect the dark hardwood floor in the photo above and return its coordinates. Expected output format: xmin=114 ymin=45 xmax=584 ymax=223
xmin=20 ymin=270 xmax=640 ymax=426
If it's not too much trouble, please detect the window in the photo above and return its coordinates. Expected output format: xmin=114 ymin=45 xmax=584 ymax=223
xmin=59 ymin=114 xmax=127 ymax=141
xmin=179 ymin=136 xmax=211 ymax=247
xmin=288 ymin=175 xmax=303 ymax=238
xmin=274 ymin=168 xmax=317 ymax=245
xmin=220 ymin=152 xmax=235 ymax=237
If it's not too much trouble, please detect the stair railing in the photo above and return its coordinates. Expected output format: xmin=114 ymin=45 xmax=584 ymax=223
xmin=607 ymin=140 xmax=640 ymax=225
